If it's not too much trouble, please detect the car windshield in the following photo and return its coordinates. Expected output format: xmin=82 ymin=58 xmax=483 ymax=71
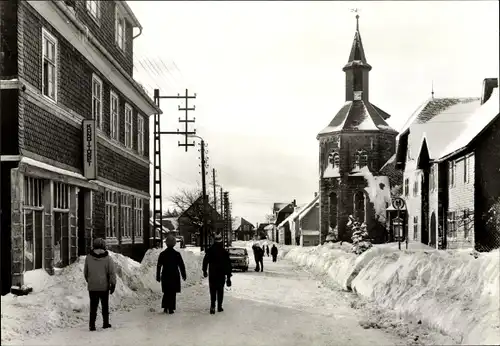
xmin=228 ymin=248 xmax=246 ymax=256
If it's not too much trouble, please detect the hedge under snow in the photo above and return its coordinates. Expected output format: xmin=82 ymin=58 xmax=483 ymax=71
xmin=284 ymin=242 xmax=500 ymax=345
xmin=1 ymin=249 xmax=203 ymax=344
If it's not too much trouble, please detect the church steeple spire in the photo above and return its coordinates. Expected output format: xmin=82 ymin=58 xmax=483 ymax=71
xmin=343 ymin=13 xmax=372 ymax=102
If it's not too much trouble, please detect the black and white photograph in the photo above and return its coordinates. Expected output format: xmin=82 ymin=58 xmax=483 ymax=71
xmin=0 ymin=0 xmax=499 ymax=345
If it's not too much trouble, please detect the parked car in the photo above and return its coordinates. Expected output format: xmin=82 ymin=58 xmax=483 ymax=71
xmin=228 ymin=247 xmax=249 ymax=272
xmin=176 ymin=236 xmax=185 ymax=248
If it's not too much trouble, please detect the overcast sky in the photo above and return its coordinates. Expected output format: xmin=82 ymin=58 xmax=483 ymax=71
xmin=127 ymin=0 xmax=499 ymax=225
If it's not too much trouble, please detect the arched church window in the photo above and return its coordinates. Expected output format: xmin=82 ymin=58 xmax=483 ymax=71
xmin=329 ymin=192 xmax=338 ymax=229
xmin=353 ymin=191 xmax=366 ymax=223
xmin=354 ymin=150 xmax=368 ymax=170
xmin=329 ymin=152 xmax=340 ymax=169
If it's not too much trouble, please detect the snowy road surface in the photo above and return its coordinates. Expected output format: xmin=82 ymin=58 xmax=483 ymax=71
xmin=17 ymin=255 xmax=407 ymax=346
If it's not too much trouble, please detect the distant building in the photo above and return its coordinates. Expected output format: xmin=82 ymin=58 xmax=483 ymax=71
xmin=396 ymin=78 xmax=500 ymax=251
xmin=232 ymin=216 xmax=255 ymax=241
xmin=277 ymin=194 xmax=320 ymax=246
xmin=0 ymin=0 xmax=159 ymax=295
xmin=317 ymin=15 xmax=397 ymax=244
xmin=272 ymin=201 xmax=296 ymax=244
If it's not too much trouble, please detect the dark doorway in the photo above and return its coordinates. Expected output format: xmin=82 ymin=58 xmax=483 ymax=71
xmin=284 ymin=225 xmax=292 ymax=245
xmin=421 ymin=173 xmax=430 ymax=245
xmin=329 ymin=192 xmax=338 ymax=229
xmin=430 ymin=212 xmax=437 ymax=248
xmin=77 ymin=190 xmax=86 ymax=256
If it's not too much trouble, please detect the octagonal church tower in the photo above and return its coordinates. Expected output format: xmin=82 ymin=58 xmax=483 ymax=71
xmin=317 ymin=15 xmax=398 ymax=243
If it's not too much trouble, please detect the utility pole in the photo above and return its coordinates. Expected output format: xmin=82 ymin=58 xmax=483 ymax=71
xmin=220 ymin=187 xmax=225 ymax=247
xmin=200 ymin=139 xmax=208 ymax=251
xmin=152 ymin=89 xmax=196 ymax=249
xmin=212 ymin=169 xmax=217 ymax=236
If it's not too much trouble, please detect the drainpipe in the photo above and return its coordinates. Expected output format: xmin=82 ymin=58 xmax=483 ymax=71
xmin=133 ymin=26 xmax=143 ymax=40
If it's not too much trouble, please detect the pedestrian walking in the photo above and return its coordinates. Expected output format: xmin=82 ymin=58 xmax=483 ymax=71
xmin=84 ymin=238 xmax=117 ymax=331
xmin=271 ymin=244 xmax=278 ymax=262
xmin=156 ymin=234 xmax=187 ymax=314
xmin=266 ymin=245 xmax=270 ymax=257
xmin=202 ymin=233 xmax=232 ymax=315
xmin=253 ymin=243 xmax=264 ymax=272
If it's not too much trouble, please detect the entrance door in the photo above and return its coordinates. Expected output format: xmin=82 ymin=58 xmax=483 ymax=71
xmin=430 ymin=212 xmax=437 ymax=248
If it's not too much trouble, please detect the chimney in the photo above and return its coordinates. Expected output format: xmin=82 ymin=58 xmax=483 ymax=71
xmin=481 ymin=78 xmax=498 ymax=105
xmin=293 ymin=199 xmax=296 ymax=207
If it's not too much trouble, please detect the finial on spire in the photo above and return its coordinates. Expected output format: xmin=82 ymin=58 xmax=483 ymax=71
xmin=431 ymin=80 xmax=435 ymax=100
xmin=350 ymin=8 xmax=361 ymax=31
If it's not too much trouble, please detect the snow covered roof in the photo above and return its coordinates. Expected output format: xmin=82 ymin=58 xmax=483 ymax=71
xmin=318 ymin=101 xmax=397 ymax=136
xmin=232 ymin=216 xmax=254 ymax=231
xmin=149 ymin=218 xmax=169 ymax=234
xmin=298 ymin=197 xmax=319 ymax=222
xmin=379 ymin=154 xmax=403 ymax=188
xmin=438 ymin=88 xmax=499 ymax=160
xmin=264 ymin=224 xmax=274 ymax=231
xmin=161 ymin=217 xmax=178 ymax=231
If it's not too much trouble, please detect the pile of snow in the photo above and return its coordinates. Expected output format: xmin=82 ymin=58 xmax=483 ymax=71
xmin=351 ymin=166 xmax=391 ymax=223
xmin=285 ymin=243 xmax=500 ymax=345
xmin=1 ymin=249 xmax=203 ymax=344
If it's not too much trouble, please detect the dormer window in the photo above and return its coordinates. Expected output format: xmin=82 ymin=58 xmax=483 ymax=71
xmin=354 ymin=150 xmax=368 ymax=169
xmin=115 ymin=5 xmax=126 ymax=51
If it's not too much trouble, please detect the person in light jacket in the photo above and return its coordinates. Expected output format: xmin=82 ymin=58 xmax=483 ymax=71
xmin=84 ymin=238 xmax=117 ymax=331
xmin=203 ymin=233 xmax=232 ymax=314
xmin=157 ymin=234 xmax=187 ymax=314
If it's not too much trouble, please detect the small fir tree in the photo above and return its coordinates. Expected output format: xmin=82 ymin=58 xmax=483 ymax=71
xmin=349 ymin=215 xmax=372 ymax=255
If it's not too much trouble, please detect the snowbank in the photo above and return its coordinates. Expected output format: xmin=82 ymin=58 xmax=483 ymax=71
xmin=1 ymin=249 xmax=203 ymax=344
xmin=285 ymin=243 xmax=500 ymax=345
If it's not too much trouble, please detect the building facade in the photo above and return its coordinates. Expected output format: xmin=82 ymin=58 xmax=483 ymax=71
xmin=317 ymin=16 xmax=398 ymax=243
xmin=395 ymin=78 xmax=499 ymax=251
xmin=0 ymin=0 xmax=159 ymax=295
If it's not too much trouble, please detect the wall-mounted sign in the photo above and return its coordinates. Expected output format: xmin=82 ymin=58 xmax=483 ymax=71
xmin=83 ymin=119 xmax=97 ymax=180
xmin=392 ymin=197 xmax=406 ymax=210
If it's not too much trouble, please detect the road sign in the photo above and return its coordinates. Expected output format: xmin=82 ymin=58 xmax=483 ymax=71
xmin=392 ymin=197 xmax=406 ymax=210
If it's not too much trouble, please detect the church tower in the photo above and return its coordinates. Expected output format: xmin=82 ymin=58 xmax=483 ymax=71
xmin=317 ymin=15 xmax=398 ymax=242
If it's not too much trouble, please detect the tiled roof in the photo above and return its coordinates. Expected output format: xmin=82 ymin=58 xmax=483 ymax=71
xmin=379 ymin=154 xmax=403 ymax=187
xmin=318 ymin=100 xmax=397 ymax=136
xmin=439 ymin=88 xmax=499 ymax=160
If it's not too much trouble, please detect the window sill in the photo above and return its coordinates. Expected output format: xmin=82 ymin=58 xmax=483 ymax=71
xmin=42 ymin=93 xmax=57 ymax=104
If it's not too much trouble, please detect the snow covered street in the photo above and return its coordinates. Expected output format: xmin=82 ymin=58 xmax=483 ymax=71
xmin=13 ymin=254 xmax=410 ymax=346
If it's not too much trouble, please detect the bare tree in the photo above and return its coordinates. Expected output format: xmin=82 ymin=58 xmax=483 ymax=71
xmin=168 ymin=187 xmax=216 ymax=229
xmin=264 ymin=214 xmax=276 ymax=224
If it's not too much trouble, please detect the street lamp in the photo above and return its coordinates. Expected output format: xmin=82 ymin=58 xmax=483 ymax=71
xmin=187 ymin=134 xmax=209 ymax=251
xmin=393 ymin=217 xmax=403 ymax=250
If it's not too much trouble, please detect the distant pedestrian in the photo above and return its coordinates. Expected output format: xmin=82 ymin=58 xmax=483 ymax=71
xmin=266 ymin=245 xmax=270 ymax=257
xmin=203 ymin=233 xmax=232 ymax=315
xmin=156 ymin=234 xmax=187 ymax=314
xmin=84 ymin=238 xmax=117 ymax=331
xmin=271 ymin=244 xmax=278 ymax=262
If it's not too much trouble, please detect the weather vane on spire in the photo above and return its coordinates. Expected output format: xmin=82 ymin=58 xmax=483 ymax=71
xmin=350 ymin=8 xmax=361 ymax=31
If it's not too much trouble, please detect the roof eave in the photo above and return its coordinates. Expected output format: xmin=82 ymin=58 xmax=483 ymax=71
xmin=119 ymin=1 xmax=142 ymax=29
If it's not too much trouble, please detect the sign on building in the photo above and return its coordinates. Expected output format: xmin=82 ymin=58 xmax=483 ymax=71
xmin=83 ymin=119 xmax=97 ymax=179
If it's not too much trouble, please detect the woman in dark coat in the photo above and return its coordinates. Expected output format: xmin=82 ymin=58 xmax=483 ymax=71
xmin=156 ymin=234 xmax=187 ymax=314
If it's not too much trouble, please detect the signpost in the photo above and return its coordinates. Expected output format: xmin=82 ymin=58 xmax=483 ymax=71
xmin=82 ymin=119 xmax=97 ymax=180
xmin=392 ymin=197 xmax=406 ymax=250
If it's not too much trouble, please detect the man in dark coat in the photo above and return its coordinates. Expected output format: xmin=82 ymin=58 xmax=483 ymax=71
xmin=156 ymin=234 xmax=187 ymax=314
xmin=252 ymin=243 xmax=264 ymax=272
xmin=271 ymin=244 xmax=278 ymax=262
xmin=266 ymin=245 xmax=270 ymax=257
xmin=84 ymin=238 xmax=117 ymax=331
xmin=202 ymin=233 xmax=232 ymax=315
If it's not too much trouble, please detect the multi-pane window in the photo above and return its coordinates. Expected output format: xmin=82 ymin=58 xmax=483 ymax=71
xmin=92 ymin=75 xmax=103 ymax=128
xmin=447 ymin=211 xmax=457 ymax=238
xmin=464 ymin=154 xmax=473 ymax=184
xmin=134 ymin=198 xmax=143 ymax=241
xmin=23 ymin=177 xmax=45 ymax=272
xmin=413 ymin=216 xmax=418 ymax=240
xmin=54 ymin=182 xmax=70 ymax=268
xmin=115 ymin=7 xmax=126 ymax=50
xmin=121 ymin=194 xmax=133 ymax=240
xmin=354 ymin=150 xmax=368 ymax=169
xmin=137 ymin=116 xmax=145 ymax=155
xmin=110 ymin=91 xmax=119 ymax=140
xmin=448 ymin=161 xmax=455 ymax=187
xmin=106 ymin=191 xmax=118 ymax=238
xmin=42 ymin=29 xmax=57 ymax=101
xmin=125 ymin=104 xmax=133 ymax=148
xmin=404 ymin=178 xmax=409 ymax=196
xmin=86 ymin=0 xmax=100 ymax=20
xmin=328 ymin=152 xmax=340 ymax=169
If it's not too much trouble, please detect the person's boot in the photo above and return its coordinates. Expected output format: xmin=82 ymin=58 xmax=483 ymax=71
xmin=210 ymin=307 xmax=215 ymax=315
xmin=89 ymin=312 xmax=97 ymax=331
xmin=217 ymin=306 xmax=224 ymax=312
xmin=103 ymin=313 xmax=112 ymax=329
